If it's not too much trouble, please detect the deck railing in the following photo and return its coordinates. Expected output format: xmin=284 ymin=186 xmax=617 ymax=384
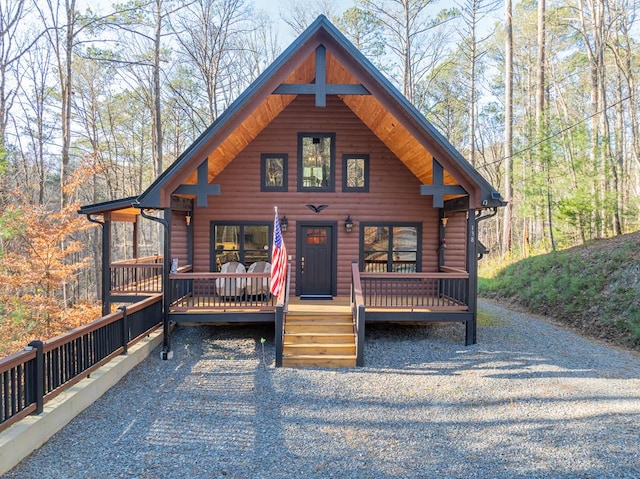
xmin=360 ymin=270 xmax=469 ymax=310
xmin=110 ymin=255 xmax=164 ymax=294
xmin=0 ymin=295 xmax=162 ymax=433
xmin=169 ymin=272 xmax=276 ymax=310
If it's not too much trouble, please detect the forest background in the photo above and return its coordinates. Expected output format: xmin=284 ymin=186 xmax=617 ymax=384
xmin=0 ymin=0 xmax=638 ymax=356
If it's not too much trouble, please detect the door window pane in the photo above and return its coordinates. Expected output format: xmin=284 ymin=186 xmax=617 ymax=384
xmin=306 ymin=228 xmax=328 ymax=244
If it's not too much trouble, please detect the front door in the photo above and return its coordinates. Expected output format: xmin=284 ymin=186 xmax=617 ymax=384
xmin=297 ymin=223 xmax=336 ymax=298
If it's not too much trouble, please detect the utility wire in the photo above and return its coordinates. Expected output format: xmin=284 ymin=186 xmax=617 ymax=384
xmin=477 ymin=94 xmax=632 ymax=171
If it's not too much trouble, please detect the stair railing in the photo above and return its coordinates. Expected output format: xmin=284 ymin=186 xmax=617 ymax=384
xmin=351 ymin=261 xmax=366 ymax=367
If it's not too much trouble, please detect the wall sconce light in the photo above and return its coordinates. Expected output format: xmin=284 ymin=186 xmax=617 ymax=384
xmin=345 ymin=215 xmax=354 ymax=233
xmin=441 ymin=216 xmax=448 ymax=228
xmin=281 ymin=215 xmax=288 ymax=232
xmin=185 ymin=211 xmax=192 ymax=226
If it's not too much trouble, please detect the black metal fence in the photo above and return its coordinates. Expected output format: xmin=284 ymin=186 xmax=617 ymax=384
xmin=0 ymin=295 xmax=162 ymax=433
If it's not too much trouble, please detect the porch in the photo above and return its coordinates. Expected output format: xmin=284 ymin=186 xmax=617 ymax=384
xmin=107 ymin=259 xmax=473 ymax=367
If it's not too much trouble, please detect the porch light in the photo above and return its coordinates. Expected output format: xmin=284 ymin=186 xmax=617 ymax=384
xmin=281 ymin=215 xmax=288 ymax=232
xmin=345 ymin=215 xmax=354 ymax=233
xmin=441 ymin=216 xmax=448 ymax=227
xmin=185 ymin=211 xmax=191 ymax=226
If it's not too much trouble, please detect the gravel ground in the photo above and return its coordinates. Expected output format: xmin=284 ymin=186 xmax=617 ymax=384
xmin=6 ymin=299 xmax=640 ymax=479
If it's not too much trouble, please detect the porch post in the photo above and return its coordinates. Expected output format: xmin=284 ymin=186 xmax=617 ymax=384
xmin=140 ymin=208 xmax=172 ymax=359
xmin=465 ymin=209 xmax=478 ymax=345
xmin=132 ymin=216 xmax=139 ymax=259
xmin=102 ymin=213 xmax=112 ymax=317
xmin=437 ymin=208 xmax=446 ymax=270
xmin=162 ymin=207 xmax=172 ymax=358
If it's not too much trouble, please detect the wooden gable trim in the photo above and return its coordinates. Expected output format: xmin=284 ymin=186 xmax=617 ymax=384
xmin=273 ymin=45 xmax=369 ymax=107
xmin=173 ymin=159 xmax=220 ymax=207
xmin=420 ymin=159 xmax=467 ymax=208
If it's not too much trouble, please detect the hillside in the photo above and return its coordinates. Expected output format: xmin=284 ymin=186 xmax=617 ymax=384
xmin=479 ymin=231 xmax=640 ymax=351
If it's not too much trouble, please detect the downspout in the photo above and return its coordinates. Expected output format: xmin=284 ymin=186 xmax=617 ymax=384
xmin=465 ymin=206 xmax=499 ymax=346
xmin=475 ymin=207 xmax=498 ymax=260
xmin=87 ymin=214 xmax=110 ymax=316
xmin=141 ymin=208 xmax=173 ymax=360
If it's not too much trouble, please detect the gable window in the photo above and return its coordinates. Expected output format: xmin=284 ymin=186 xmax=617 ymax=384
xmin=261 ymin=154 xmax=287 ymax=191
xmin=298 ymin=133 xmax=335 ymax=191
xmin=343 ymin=154 xmax=369 ymax=192
xmin=361 ymin=224 xmax=421 ymax=273
xmin=211 ymin=222 xmax=271 ymax=271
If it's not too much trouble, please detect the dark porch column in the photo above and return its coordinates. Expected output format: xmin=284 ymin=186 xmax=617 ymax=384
xmin=162 ymin=207 xmax=172 ymax=358
xmin=132 ymin=216 xmax=139 ymax=259
xmin=102 ymin=213 xmax=112 ymax=316
xmin=465 ymin=209 xmax=478 ymax=345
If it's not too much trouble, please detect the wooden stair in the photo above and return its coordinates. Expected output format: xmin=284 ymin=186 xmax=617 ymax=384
xmin=282 ymin=310 xmax=356 ymax=368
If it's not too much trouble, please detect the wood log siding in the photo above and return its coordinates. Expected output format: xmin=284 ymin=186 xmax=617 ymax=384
xmin=443 ymin=210 xmax=467 ymax=271
xmin=187 ymin=95 xmax=457 ymax=297
xmin=171 ymin=210 xmax=189 ymax=267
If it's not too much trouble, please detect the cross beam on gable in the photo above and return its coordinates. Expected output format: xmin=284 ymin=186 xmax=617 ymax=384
xmin=273 ymin=45 xmax=370 ymax=107
xmin=420 ymin=159 xmax=467 ymax=208
xmin=173 ymin=159 xmax=220 ymax=207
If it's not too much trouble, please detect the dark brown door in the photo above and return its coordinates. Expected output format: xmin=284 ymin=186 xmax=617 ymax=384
xmin=298 ymin=224 xmax=335 ymax=298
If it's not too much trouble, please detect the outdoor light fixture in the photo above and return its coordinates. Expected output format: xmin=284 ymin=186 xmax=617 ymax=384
xmin=185 ymin=211 xmax=191 ymax=226
xmin=441 ymin=216 xmax=448 ymax=227
xmin=345 ymin=215 xmax=354 ymax=233
xmin=281 ymin=215 xmax=288 ymax=232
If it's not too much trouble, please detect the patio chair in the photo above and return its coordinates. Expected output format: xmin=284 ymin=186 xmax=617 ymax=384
xmin=216 ymin=261 xmax=246 ymax=299
xmin=245 ymin=261 xmax=271 ymax=298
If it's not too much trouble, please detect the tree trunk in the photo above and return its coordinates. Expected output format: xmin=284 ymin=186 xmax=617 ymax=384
xmin=501 ymin=0 xmax=513 ymax=255
xmin=153 ymin=0 xmax=163 ymax=177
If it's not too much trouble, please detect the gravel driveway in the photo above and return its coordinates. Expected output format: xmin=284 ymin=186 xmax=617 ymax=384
xmin=6 ymin=300 xmax=640 ymax=478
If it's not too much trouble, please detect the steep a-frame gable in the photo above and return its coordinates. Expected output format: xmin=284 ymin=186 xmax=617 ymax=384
xmin=137 ymin=15 xmax=503 ymax=210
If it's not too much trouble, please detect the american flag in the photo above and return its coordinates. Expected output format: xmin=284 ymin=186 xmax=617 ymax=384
xmin=270 ymin=208 xmax=287 ymax=297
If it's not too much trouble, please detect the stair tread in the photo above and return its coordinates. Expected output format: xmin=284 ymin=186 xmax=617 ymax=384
xmin=284 ymin=342 xmax=355 ymax=347
xmin=283 ymin=353 xmax=356 ymax=358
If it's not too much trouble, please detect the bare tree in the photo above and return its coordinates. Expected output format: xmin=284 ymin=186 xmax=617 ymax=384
xmin=13 ymin=41 xmax=55 ymax=205
xmin=280 ymin=0 xmax=339 ymax=35
xmin=501 ymin=0 xmax=513 ymax=254
xmin=170 ymin=0 xmax=255 ymax=123
xmin=357 ymin=0 xmax=457 ymax=103
xmin=456 ymin=0 xmax=500 ymax=167
xmin=0 ymin=0 xmax=28 ymax=146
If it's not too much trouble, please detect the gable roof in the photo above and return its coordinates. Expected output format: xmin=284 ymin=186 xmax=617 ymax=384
xmin=137 ymin=15 xmax=503 ymax=210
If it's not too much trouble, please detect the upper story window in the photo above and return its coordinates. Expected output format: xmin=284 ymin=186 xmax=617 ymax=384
xmin=261 ymin=153 xmax=287 ymax=192
xmin=343 ymin=154 xmax=369 ymax=192
xmin=297 ymin=133 xmax=335 ymax=191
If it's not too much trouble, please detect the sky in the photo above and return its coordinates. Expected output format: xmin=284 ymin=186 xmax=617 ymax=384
xmin=252 ymin=0 xmax=355 ymax=44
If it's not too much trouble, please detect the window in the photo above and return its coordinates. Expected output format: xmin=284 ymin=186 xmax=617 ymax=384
xmin=297 ymin=133 xmax=335 ymax=191
xmin=361 ymin=224 xmax=421 ymax=273
xmin=343 ymin=154 xmax=369 ymax=192
xmin=211 ymin=223 xmax=271 ymax=271
xmin=261 ymin=154 xmax=287 ymax=191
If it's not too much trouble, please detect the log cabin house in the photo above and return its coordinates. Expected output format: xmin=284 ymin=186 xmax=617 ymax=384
xmin=79 ymin=16 xmax=504 ymax=368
